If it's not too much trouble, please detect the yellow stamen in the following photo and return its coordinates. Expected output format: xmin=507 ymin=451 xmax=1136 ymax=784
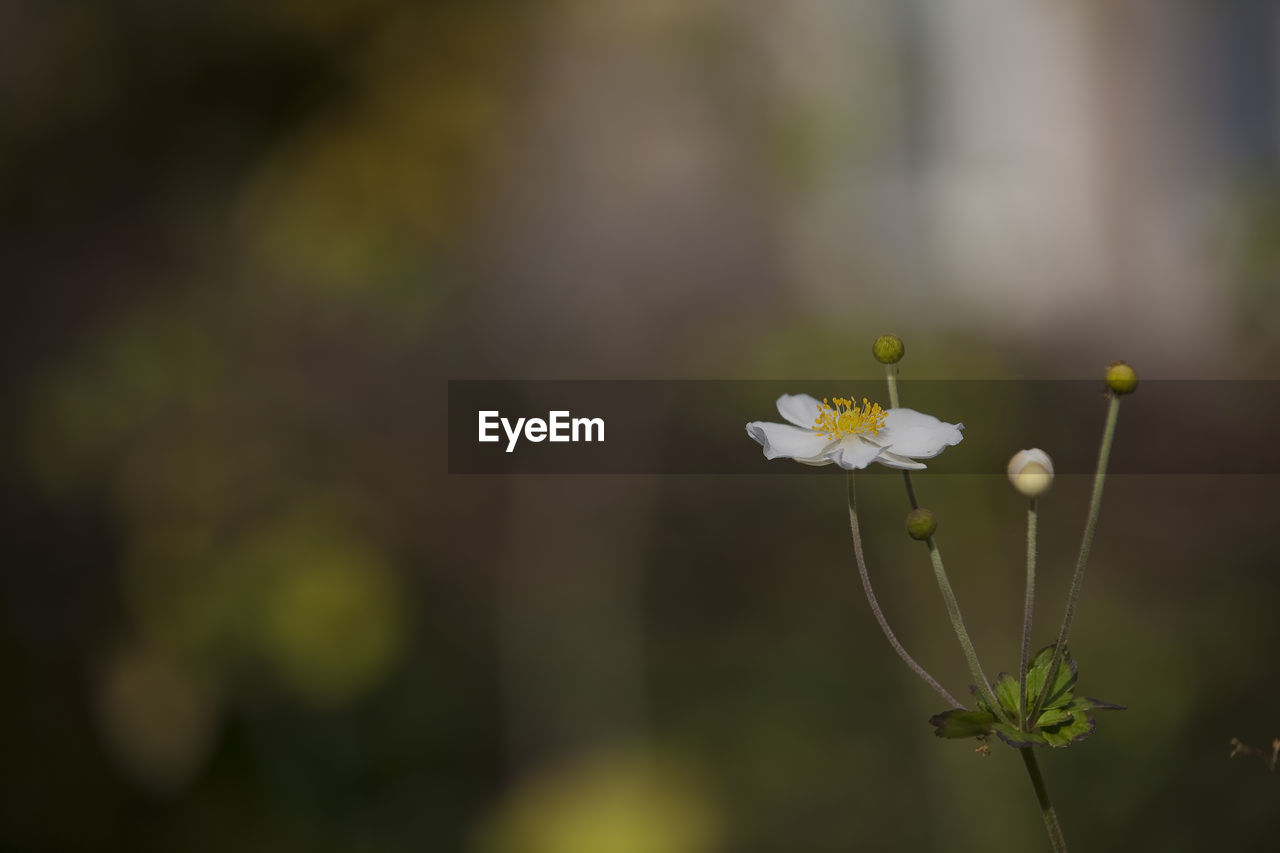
xmin=813 ymin=397 xmax=887 ymax=439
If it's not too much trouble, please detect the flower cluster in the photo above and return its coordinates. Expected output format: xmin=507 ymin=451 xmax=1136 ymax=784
xmin=745 ymin=343 xmax=1138 ymax=853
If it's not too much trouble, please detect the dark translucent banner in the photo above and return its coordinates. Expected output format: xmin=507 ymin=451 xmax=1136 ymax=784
xmin=447 ymin=380 xmax=1280 ymax=475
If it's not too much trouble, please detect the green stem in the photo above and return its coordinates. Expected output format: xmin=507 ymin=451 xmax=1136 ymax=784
xmin=901 ymin=471 xmax=920 ymax=510
xmin=1029 ymin=395 xmax=1122 ymax=723
xmin=889 ymin=357 xmax=1066 ymax=850
xmin=884 ymin=363 xmax=901 ymax=409
xmin=885 ymin=365 xmax=920 ymax=512
xmin=885 ymin=362 xmax=1000 ymax=717
xmin=925 ymin=537 xmax=1003 ymax=720
xmin=1021 ymin=747 xmax=1068 ymax=852
xmin=847 ymin=474 xmax=963 ymax=708
xmin=1019 ymin=498 xmax=1038 ymax=728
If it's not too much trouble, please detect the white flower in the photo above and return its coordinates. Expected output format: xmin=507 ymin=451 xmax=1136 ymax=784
xmin=745 ymin=394 xmax=964 ymax=471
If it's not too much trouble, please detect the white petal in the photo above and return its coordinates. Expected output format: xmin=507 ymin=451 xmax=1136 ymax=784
xmin=880 ymin=408 xmax=964 ymax=459
xmin=746 ymin=421 xmax=835 ymax=462
xmin=775 ymin=394 xmax=823 ymax=429
xmin=793 ymin=456 xmax=836 ymax=467
xmin=829 ymin=436 xmax=886 ymax=470
xmin=875 ymin=450 xmax=928 ymax=470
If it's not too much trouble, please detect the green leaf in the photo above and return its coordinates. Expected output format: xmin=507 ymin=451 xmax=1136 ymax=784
xmin=1024 ymin=644 xmax=1078 ymax=711
xmin=991 ymin=721 xmax=1046 ymax=749
xmin=974 ymin=689 xmax=999 ymax=719
xmin=1059 ymin=695 xmax=1126 ymax=713
xmin=929 ymin=709 xmax=995 ymax=739
xmin=992 ymin=672 xmax=1021 ymax=717
xmin=1040 ymin=712 xmax=1096 ymax=747
xmin=932 ymin=653 xmax=1123 ymax=752
xmin=1024 ymin=649 xmax=1119 ymax=748
xmin=1034 ymin=708 xmax=1073 ymax=728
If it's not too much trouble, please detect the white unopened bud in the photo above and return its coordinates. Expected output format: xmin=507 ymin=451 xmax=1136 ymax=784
xmin=1007 ymin=449 xmax=1054 ymax=497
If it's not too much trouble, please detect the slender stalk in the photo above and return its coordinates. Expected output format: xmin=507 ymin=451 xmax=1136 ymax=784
xmin=888 ymin=355 xmax=1067 ymax=851
xmin=884 ymin=363 xmax=902 ymax=409
xmin=1019 ymin=498 xmax=1038 ymax=728
xmin=1021 ymin=747 xmax=1068 ymax=852
xmin=901 ymin=471 xmax=920 ymax=510
xmin=847 ymin=474 xmax=962 ymax=708
xmin=1029 ymin=396 xmax=1122 ymax=722
xmin=884 ymin=365 xmax=919 ymax=512
xmin=885 ymin=362 xmax=1001 ymax=717
xmin=925 ymin=538 xmax=1004 ymax=720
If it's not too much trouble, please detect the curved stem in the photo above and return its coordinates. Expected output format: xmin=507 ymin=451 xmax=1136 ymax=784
xmin=1021 ymin=747 xmax=1068 ymax=852
xmin=1029 ymin=396 xmax=1121 ymax=722
xmin=846 ymin=474 xmax=962 ymax=708
xmin=1019 ymin=498 xmax=1038 ymax=728
xmin=884 ymin=364 xmax=998 ymax=715
xmin=902 ymin=471 xmax=920 ymax=510
xmin=925 ymin=537 xmax=1003 ymax=719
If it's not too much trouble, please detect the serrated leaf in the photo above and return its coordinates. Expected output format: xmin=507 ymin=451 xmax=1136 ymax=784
xmin=929 ymin=709 xmax=995 ymax=739
xmin=1040 ymin=711 xmax=1096 ymax=747
xmin=1059 ymin=695 xmax=1126 ymax=713
xmin=991 ymin=672 xmax=1022 ymax=717
xmin=991 ymin=721 xmax=1046 ymax=749
xmin=1034 ymin=708 xmax=1073 ymax=728
xmin=947 ymin=650 xmax=1124 ymax=751
xmin=1025 ymin=645 xmax=1078 ymax=711
xmin=971 ymin=686 xmax=997 ymax=719
xmin=985 ymin=672 xmax=1019 ymax=717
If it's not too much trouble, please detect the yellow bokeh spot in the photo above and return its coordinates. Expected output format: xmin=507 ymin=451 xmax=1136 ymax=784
xmin=247 ymin=519 xmax=408 ymax=707
xmin=473 ymin=746 xmax=721 ymax=853
xmin=119 ymin=500 xmax=409 ymax=709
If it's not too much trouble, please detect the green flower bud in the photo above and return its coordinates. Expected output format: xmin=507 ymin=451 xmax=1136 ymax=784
xmin=1104 ymin=361 xmax=1138 ymax=395
xmin=905 ymin=508 xmax=937 ymax=540
xmin=1007 ymin=448 xmax=1054 ymax=497
xmin=873 ymin=334 xmax=905 ymax=364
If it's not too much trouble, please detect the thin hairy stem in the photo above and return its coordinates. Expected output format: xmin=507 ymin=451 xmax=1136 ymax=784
xmin=883 ymin=363 xmax=901 ymax=409
xmin=925 ymin=538 xmax=1004 ymax=720
xmin=1019 ymin=498 xmax=1038 ymax=728
xmin=1021 ymin=747 xmax=1068 ymax=852
xmin=846 ymin=474 xmax=962 ymax=708
xmin=884 ymin=365 xmax=920 ymax=512
xmin=884 ymin=362 xmax=996 ymax=715
xmin=901 ymin=471 xmax=920 ymax=510
xmin=1029 ymin=396 xmax=1121 ymax=722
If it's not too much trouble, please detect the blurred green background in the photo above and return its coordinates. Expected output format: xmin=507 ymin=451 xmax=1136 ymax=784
xmin=3 ymin=1 xmax=1279 ymax=850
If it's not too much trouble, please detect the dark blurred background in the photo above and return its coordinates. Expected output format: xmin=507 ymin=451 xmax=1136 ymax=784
xmin=3 ymin=1 xmax=1279 ymax=850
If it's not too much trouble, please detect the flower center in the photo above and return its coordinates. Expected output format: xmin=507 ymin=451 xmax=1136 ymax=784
xmin=813 ymin=397 xmax=887 ymax=439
